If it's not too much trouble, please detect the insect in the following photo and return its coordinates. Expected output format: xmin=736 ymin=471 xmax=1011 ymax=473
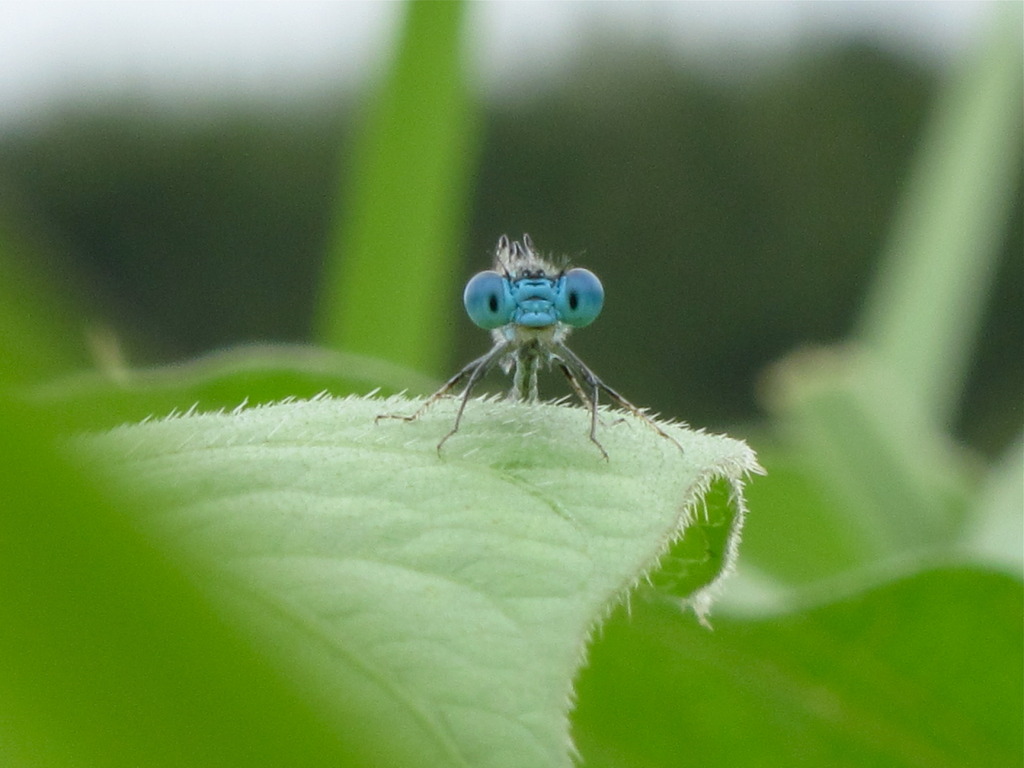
xmin=380 ymin=234 xmax=684 ymax=459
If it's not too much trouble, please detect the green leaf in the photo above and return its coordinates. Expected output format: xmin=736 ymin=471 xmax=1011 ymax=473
xmin=0 ymin=401 xmax=366 ymax=768
xmin=573 ymin=567 xmax=1023 ymax=768
xmin=79 ymin=395 xmax=760 ymax=768
xmin=733 ymin=439 xmax=872 ymax=586
xmin=23 ymin=343 xmax=438 ymax=433
xmin=764 ymin=349 xmax=973 ymax=560
xmin=318 ymin=1 xmax=479 ymax=375
xmin=645 ymin=476 xmax=751 ymax=619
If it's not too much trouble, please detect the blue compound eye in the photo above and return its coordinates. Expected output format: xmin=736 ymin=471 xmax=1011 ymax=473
xmin=556 ymin=268 xmax=604 ymax=328
xmin=464 ymin=270 xmax=515 ymax=329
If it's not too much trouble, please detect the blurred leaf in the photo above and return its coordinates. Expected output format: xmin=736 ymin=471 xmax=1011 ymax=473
xmin=0 ymin=400 xmax=366 ymax=767
xmin=857 ymin=4 xmax=1024 ymax=424
xmin=964 ymin=434 xmax=1024 ymax=575
xmin=24 ymin=343 xmax=438 ymax=433
xmin=731 ymin=440 xmax=870 ymax=585
xmin=0 ymin=219 xmax=84 ymax=387
xmin=759 ymin=7 xmax=1021 ymax=575
xmin=764 ymin=348 xmax=973 ymax=561
xmin=81 ymin=395 xmax=760 ymax=768
xmin=573 ymin=567 xmax=1023 ymax=768
xmin=319 ymin=0 xmax=479 ymax=376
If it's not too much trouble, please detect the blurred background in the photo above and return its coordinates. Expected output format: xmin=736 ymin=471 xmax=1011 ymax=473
xmin=0 ymin=1 xmax=1019 ymax=456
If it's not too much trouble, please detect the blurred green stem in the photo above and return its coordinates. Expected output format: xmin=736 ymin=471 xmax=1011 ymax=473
xmin=856 ymin=4 xmax=1023 ymax=424
xmin=317 ymin=0 xmax=478 ymax=378
xmin=769 ymin=8 xmax=1021 ymax=556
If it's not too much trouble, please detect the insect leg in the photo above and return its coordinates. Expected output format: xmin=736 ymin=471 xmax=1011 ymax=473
xmin=376 ymin=343 xmax=506 ymax=426
xmin=555 ymin=344 xmax=685 ymax=454
xmin=435 ymin=342 xmax=508 ymax=453
xmin=556 ymin=357 xmax=609 ymax=461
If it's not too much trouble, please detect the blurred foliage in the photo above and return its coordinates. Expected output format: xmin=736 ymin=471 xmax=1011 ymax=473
xmin=22 ymin=343 xmax=438 ymax=433
xmin=0 ymin=107 xmax=342 ymax=361
xmin=0 ymin=339 xmax=367 ymax=768
xmin=575 ymin=567 xmax=1022 ymax=768
xmin=318 ymin=0 xmax=478 ymax=376
xmin=0 ymin=36 xmax=1019 ymax=456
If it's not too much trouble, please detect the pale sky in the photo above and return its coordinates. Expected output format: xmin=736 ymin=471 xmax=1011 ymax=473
xmin=0 ymin=2 xmax=989 ymax=127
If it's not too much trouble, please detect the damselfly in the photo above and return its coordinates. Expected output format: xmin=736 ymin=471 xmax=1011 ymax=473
xmin=380 ymin=234 xmax=684 ymax=459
